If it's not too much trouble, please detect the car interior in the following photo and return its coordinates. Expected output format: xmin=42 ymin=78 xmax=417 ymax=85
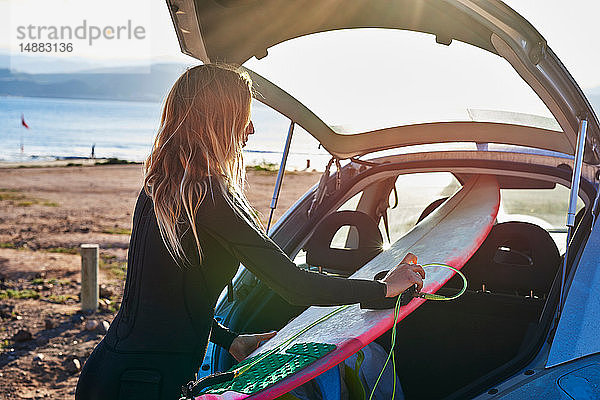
xmin=219 ymin=166 xmax=593 ymax=399
xmin=388 ymin=213 xmax=562 ymax=398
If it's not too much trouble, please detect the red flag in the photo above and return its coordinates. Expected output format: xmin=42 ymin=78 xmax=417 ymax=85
xmin=21 ymin=114 xmax=29 ymax=129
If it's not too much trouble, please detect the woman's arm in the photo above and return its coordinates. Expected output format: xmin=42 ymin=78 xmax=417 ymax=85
xmin=211 ymin=318 xmax=278 ymax=362
xmin=228 ymin=331 xmax=277 ymax=362
xmin=196 ymin=188 xmax=387 ymax=306
xmin=209 ymin=318 xmax=238 ymax=350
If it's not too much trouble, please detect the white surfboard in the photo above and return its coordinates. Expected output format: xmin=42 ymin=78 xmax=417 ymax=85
xmin=197 ymin=174 xmax=500 ymax=400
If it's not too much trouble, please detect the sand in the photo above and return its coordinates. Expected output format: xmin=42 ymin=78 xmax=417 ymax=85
xmin=0 ymin=163 xmax=321 ymax=399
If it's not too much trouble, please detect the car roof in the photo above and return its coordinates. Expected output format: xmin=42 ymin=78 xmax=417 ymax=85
xmin=167 ymin=0 xmax=600 ymax=164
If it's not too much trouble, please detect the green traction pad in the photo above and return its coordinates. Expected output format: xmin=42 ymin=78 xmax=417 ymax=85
xmin=201 ymin=342 xmax=337 ymax=395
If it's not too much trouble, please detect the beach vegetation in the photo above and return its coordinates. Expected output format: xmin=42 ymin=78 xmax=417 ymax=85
xmin=45 ymin=247 xmax=78 ymax=254
xmin=250 ymin=161 xmax=279 ymax=172
xmin=31 ymin=278 xmax=71 ymax=286
xmin=0 ymin=289 xmax=41 ymax=300
xmin=95 ymin=158 xmax=141 ymax=166
xmin=107 ymin=303 xmax=120 ymax=313
xmin=0 ymin=189 xmax=26 ymax=201
xmin=100 ymin=258 xmax=127 ymax=280
xmin=102 ymin=227 xmax=132 ymax=235
xmin=0 ymin=188 xmax=59 ymax=207
xmin=45 ymin=294 xmax=78 ymax=304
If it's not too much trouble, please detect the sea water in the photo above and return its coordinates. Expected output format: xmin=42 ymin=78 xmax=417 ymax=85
xmin=0 ymin=96 xmax=330 ymax=170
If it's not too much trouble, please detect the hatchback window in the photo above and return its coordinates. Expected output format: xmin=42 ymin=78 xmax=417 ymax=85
xmin=383 ymin=172 xmax=461 ymax=244
xmin=245 ymin=28 xmax=559 ymax=134
xmin=499 ymin=186 xmax=585 ymax=253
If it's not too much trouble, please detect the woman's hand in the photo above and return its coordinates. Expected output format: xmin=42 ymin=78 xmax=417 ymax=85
xmin=228 ymin=331 xmax=277 ymax=362
xmin=379 ymin=253 xmax=425 ymax=297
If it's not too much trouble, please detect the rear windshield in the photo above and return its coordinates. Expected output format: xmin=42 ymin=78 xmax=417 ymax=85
xmin=499 ymin=186 xmax=584 ymax=253
xmin=245 ymin=28 xmax=561 ymax=134
xmin=383 ymin=174 xmax=584 ymax=253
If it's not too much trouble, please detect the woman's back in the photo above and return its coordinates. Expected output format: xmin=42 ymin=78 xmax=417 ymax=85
xmin=76 ymin=188 xmax=240 ymax=400
xmin=105 ymin=189 xmax=239 ymax=354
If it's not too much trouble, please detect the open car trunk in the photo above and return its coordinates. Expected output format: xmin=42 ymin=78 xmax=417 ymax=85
xmin=209 ymin=154 xmax=595 ymax=399
xmin=167 ymin=1 xmax=600 ymax=396
xmin=167 ymin=0 xmax=600 ymax=164
xmin=390 ymin=269 xmax=551 ymax=398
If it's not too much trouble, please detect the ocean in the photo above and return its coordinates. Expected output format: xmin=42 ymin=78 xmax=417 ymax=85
xmin=0 ymin=96 xmax=331 ymax=170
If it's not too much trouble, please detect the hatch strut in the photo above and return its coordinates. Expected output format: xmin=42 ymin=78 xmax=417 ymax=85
xmin=266 ymin=120 xmax=295 ymax=234
xmin=558 ymin=119 xmax=588 ymax=314
xmin=227 ymin=121 xmax=294 ymax=302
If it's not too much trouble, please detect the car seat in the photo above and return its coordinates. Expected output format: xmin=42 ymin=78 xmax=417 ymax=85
xmin=304 ymin=211 xmax=383 ymax=276
xmin=449 ymin=221 xmax=560 ymax=296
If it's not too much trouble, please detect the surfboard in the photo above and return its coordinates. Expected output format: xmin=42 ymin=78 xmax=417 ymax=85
xmin=196 ymin=174 xmax=500 ymax=400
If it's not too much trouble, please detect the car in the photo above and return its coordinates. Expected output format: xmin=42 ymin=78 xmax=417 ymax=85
xmin=167 ymin=1 xmax=600 ymax=398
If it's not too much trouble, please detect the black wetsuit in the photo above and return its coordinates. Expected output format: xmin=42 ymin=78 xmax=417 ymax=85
xmin=75 ymin=181 xmax=387 ymax=400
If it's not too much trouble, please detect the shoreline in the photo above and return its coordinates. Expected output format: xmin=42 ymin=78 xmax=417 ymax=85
xmin=0 ymin=157 xmax=320 ymax=172
xmin=0 ymin=158 xmax=135 ymax=169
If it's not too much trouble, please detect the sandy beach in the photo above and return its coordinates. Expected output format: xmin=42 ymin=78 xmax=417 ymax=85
xmin=0 ymin=163 xmax=321 ymax=399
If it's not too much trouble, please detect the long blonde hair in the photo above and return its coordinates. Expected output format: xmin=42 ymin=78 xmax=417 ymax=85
xmin=144 ymin=64 xmax=255 ymax=266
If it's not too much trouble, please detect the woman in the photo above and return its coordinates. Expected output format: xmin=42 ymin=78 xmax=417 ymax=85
xmin=75 ymin=64 xmax=424 ymax=400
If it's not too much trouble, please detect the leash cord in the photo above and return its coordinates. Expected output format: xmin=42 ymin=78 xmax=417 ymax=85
xmin=190 ymin=304 xmax=353 ymax=396
xmin=195 ymin=263 xmax=467 ymax=397
xmin=417 ymin=263 xmax=467 ymax=301
xmin=368 ymin=263 xmax=467 ymax=400
xmin=239 ymin=263 xmax=466 ymax=380
xmin=233 ymin=304 xmax=352 ymax=377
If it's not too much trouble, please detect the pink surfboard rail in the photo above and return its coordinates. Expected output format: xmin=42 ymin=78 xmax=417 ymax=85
xmin=197 ymin=174 xmax=500 ymax=400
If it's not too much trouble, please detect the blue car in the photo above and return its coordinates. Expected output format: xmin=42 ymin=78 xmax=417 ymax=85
xmin=168 ymin=1 xmax=600 ymax=398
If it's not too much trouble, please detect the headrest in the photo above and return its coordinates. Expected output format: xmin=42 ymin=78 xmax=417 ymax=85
xmin=305 ymin=211 xmax=383 ymax=274
xmin=461 ymin=221 xmax=560 ymax=296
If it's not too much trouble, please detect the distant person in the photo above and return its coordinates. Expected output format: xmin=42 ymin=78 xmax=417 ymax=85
xmin=75 ymin=64 xmax=424 ymax=400
xmin=91 ymin=144 xmax=95 ymax=159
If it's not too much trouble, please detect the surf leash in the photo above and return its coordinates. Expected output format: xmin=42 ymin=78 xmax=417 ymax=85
xmin=185 ymin=263 xmax=467 ymax=398
xmin=234 ymin=304 xmax=352 ymax=377
xmin=368 ymin=262 xmax=467 ymax=400
xmin=184 ymin=304 xmax=353 ymax=397
xmin=415 ymin=263 xmax=467 ymax=301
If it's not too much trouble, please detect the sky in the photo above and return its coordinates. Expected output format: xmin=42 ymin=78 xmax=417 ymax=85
xmin=0 ymin=0 xmax=598 ymax=131
xmin=0 ymin=0 xmax=598 ymax=88
xmin=0 ymin=0 xmax=196 ymax=65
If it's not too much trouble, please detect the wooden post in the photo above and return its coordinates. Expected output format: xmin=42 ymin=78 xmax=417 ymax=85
xmin=80 ymin=244 xmax=99 ymax=312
